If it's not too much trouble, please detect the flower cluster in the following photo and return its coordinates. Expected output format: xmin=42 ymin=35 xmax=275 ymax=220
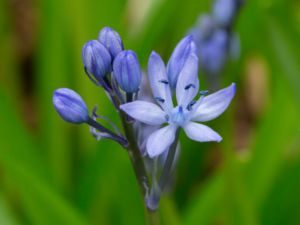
xmin=189 ymin=0 xmax=244 ymax=78
xmin=52 ymin=26 xmax=236 ymax=210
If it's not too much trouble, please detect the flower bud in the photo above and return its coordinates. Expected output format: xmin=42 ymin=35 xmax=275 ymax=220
xmin=199 ymin=30 xmax=228 ymax=74
xmin=213 ymin=0 xmax=236 ymax=27
xmin=98 ymin=27 xmax=124 ymax=59
xmin=197 ymin=14 xmax=216 ymax=40
xmin=167 ymin=35 xmax=197 ymax=89
xmin=82 ymin=40 xmax=112 ymax=81
xmin=53 ymin=88 xmax=89 ymax=124
xmin=113 ymin=50 xmax=142 ymax=93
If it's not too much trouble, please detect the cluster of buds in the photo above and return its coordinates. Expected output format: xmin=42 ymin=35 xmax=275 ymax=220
xmin=82 ymin=27 xmax=141 ymax=100
xmin=53 ymin=27 xmax=145 ymax=147
xmin=53 ymin=26 xmax=236 ymax=210
xmin=189 ymin=0 xmax=244 ymax=83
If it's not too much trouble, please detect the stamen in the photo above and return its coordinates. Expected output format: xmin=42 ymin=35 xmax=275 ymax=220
xmin=165 ymin=114 xmax=170 ymax=122
xmin=199 ymin=90 xmax=209 ymax=96
xmin=155 ymin=97 xmax=165 ymax=103
xmin=185 ymin=84 xmax=196 ymax=90
xmin=178 ymin=106 xmax=183 ymax=114
xmin=159 ymin=79 xmax=169 ymax=85
xmin=187 ymin=100 xmax=196 ymax=111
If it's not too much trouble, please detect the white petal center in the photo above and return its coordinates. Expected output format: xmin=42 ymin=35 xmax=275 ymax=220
xmin=168 ymin=106 xmax=189 ymax=127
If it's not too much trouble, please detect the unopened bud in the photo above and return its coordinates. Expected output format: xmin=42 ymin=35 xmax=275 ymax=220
xmin=53 ymin=88 xmax=89 ymax=124
xmin=98 ymin=27 xmax=124 ymax=59
xmin=113 ymin=50 xmax=142 ymax=93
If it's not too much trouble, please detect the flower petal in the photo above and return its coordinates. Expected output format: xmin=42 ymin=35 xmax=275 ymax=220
xmin=176 ymin=54 xmax=199 ymax=108
xmin=120 ymin=101 xmax=166 ymax=125
xmin=183 ymin=122 xmax=222 ymax=142
xmin=192 ymin=83 xmax=236 ymax=122
xmin=148 ymin=51 xmax=173 ymax=111
xmin=167 ymin=35 xmax=197 ymax=89
xmin=146 ymin=125 xmax=177 ymax=158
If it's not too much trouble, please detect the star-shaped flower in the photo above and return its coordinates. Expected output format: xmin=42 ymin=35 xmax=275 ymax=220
xmin=120 ymin=44 xmax=236 ymax=158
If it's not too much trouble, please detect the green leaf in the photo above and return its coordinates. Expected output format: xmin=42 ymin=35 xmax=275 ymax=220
xmin=183 ymin=173 xmax=224 ymax=225
xmin=0 ymin=89 xmax=88 ymax=225
xmin=266 ymin=18 xmax=300 ymax=106
xmin=160 ymin=197 xmax=181 ymax=225
xmin=0 ymin=193 xmax=19 ymax=225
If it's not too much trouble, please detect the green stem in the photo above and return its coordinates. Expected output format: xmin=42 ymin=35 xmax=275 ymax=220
xmin=145 ymin=208 xmax=160 ymax=225
xmin=120 ymin=112 xmax=150 ymax=197
xmin=86 ymin=117 xmax=127 ymax=147
xmin=111 ymin=91 xmax=152 ymax=222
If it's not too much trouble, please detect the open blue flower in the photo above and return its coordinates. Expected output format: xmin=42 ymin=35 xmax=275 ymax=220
xmin=120 ymin=48 xmax=235 ymax=158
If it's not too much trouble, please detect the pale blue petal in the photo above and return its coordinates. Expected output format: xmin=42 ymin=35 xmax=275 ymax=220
xmin=183 ymin=122 xmax=222 ymax=142
xmin=120 ymin=101 xmax=166 ymax=125
xmin=192 ymin=83 xmax=236 ymax=122
xmin=146 ymin=125 xmax=177 ymax=158
xmin=167 ymin=35 xmax=197 ymax=89
xmin=176 ymin=54 xmax=199 ymax=108
xmin=148 ymin=51 xmax=173 ymax=111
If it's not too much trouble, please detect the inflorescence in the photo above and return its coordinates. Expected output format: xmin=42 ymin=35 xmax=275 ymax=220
xmin=53 ymin=0 xmax=240 ymax=211
xmin=189 ymin=0 xmax=244 ymax=87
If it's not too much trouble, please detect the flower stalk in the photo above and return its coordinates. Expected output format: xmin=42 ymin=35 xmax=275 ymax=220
xmin=120 ymin=111 xmax=150 ymax=197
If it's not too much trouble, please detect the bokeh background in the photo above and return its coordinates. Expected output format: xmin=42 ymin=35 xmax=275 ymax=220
xmin=1 ymin=0 xmax=300 ymax=224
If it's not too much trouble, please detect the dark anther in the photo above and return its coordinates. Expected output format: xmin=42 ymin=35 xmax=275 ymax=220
xmin=178 ymin=106 xmax=183 ymax=113
xmin=187 ymin=100 xmax=196 ymax=111
xmin=159 ymin=79 xmax=169 ymax=85
xmin=199 ymin=90 xmax=209 ymax=96
xmin=155 ymin=97 xmax=165 ymax=103
xmin=185 ymin=84 xmax=196 ymax=90
xmin=165 ymin=114 xmax=170 ymax=121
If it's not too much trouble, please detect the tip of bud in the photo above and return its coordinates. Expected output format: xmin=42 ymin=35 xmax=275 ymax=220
xmin=98 ymin=27 xmax=124 ymax=59
xmin=185 ymin=34 xmax=194 ymax=42
xmin=53 ymin=88 xmax=89 ymax=124
xmin=82 ymin=40 xmax=112 ymax=81
xmin=213 ymin=0 xmax=236 ymax=27
xmin=167 ymin=36 xmax=198 ymax=89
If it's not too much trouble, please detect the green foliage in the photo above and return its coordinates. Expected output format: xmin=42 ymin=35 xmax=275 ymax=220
xmin=0 ymin=0 xmax=300 ymax=224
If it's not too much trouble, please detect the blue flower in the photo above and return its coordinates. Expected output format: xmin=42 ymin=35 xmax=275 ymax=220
xmin=198 ymin=29 xmax=228 ymax=74
xmin=120 ymin=50 xmax=236 ymax=158
xmin=213 ymin=0 xmax=236 ymax=27
xmin=189 ymin=14 xmax=216 ymax=41
xmin=82 ymin=40 xmax=112 ymax=81
xmin=113 ymin=50 xmax=142 ymax=93
xmin=167 ymin=35 xmax=197 ymax=89
xmin=53 ymin=88 xmax=89 ymax=124
xmin=98 ymin=27 xmax=124 ymax=59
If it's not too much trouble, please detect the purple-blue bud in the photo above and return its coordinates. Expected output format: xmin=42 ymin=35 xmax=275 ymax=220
xmin=82 ymin=40 xmax=112 ymax=81
xmin=167 ymin=35 xmax=197 ymax=89
xmin=213 ymin=0 xmax=236 ymax=27
xmin=53 ymin=88 xmax=89 ymax=124
xmin=189 ymin=15 xmax=216 ymax=54
xmin=196 ymin=14 xmax=216 ymax=40
xmin=198 ymin=29 xmax=228 ymax=74
xmin=98 ymin=27 xmax=124 ymax=59
xmin=113 ymin=50 xmax=142 ymax=93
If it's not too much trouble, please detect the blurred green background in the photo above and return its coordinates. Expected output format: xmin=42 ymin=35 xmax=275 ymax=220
xmin=1 ymin=0 xmax=300 ymax=224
